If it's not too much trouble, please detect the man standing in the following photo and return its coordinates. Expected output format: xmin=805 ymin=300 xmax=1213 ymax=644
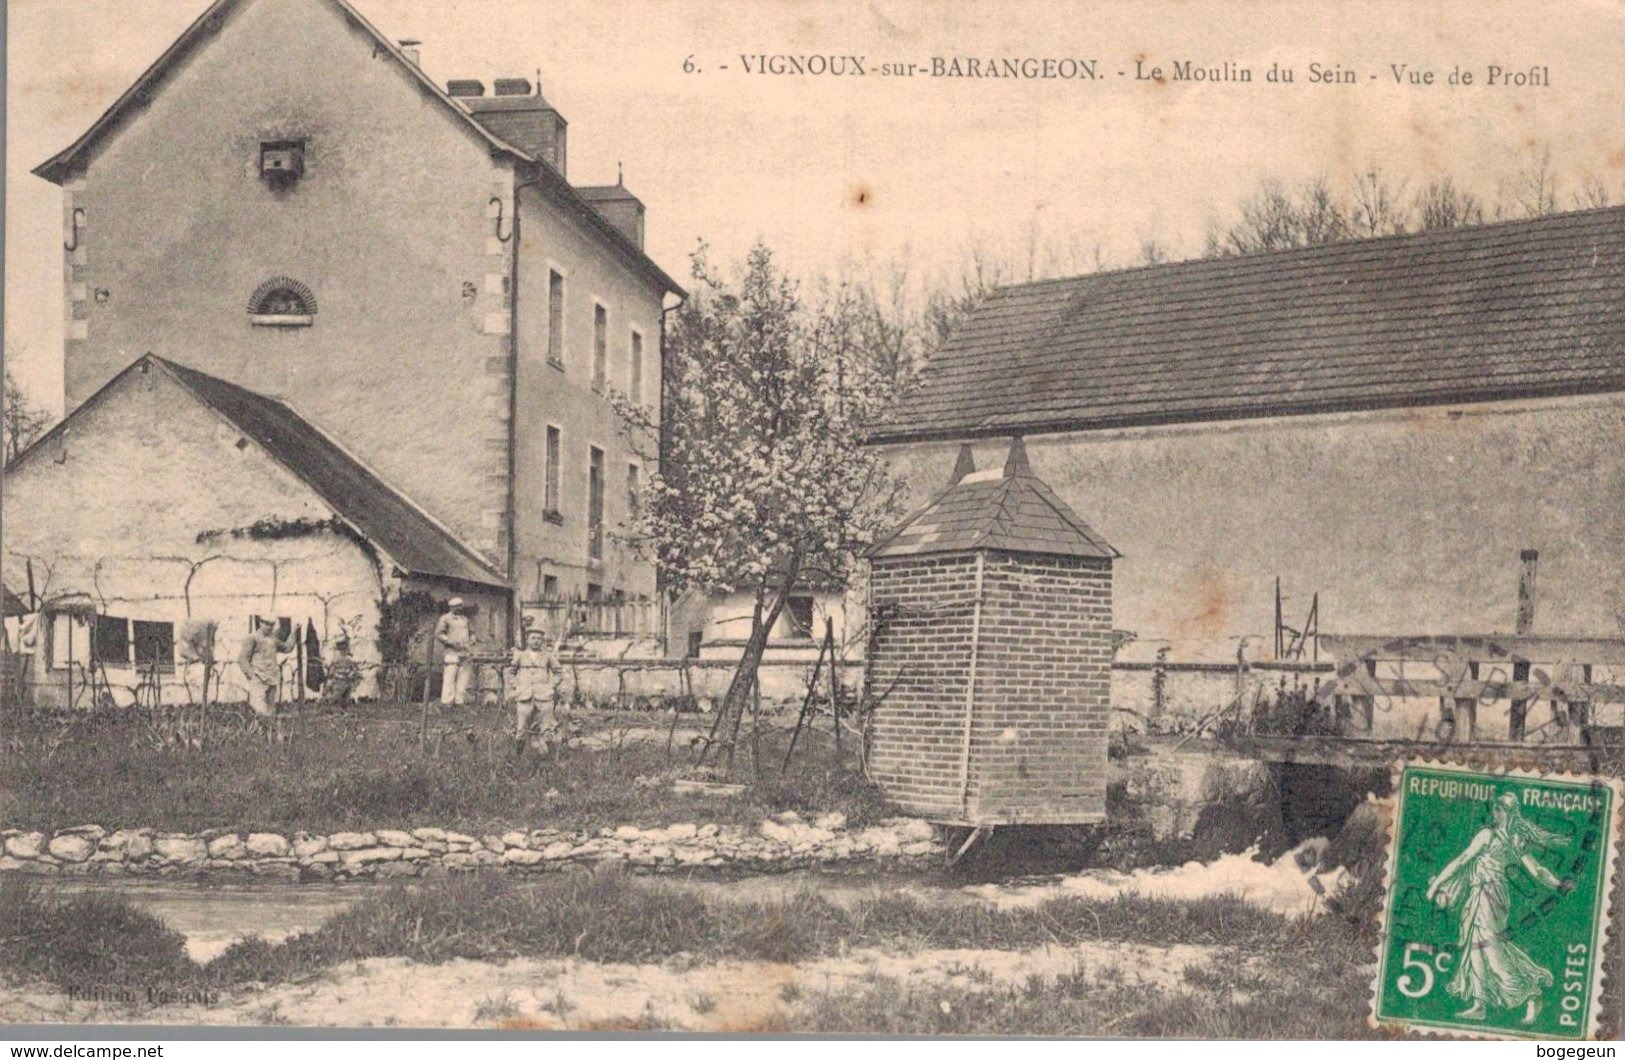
xmin=237 ymin=618 xmax=287 ymax=736
xmin=508 ymin=623 xmax=564 ymax=754
xmin=434 ymin=598 xmax=474 ymax=706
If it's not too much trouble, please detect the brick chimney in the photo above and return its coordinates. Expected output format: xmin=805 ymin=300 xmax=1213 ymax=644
xmin=574 ymin=182 xmax=646 ymax=249
xmin=456 ymin=77 xmax=568 ymax=174
xmin=397 ymin=39 xmax=422 ymax=66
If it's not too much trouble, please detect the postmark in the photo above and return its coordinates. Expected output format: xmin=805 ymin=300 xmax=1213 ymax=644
xmin=1370 ymin=758 xmax=1622 ymax=1040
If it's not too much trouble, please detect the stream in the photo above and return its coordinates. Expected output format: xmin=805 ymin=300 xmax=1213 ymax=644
xmin=42 ymin=840 xmax=1337 ymax=965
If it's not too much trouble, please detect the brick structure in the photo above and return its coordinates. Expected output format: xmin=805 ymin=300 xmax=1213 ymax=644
xmin=865 ymin=438 xmax=1118 ymax=825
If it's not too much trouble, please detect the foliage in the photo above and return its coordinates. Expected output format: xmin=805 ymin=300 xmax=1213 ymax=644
xmin=0 ymin=877 xmax=204 ymax=996
xmin=614 ymin=243 xmax=905 ymax=770
xmin=375 ymin=590 xmax=441 ymax=665
xmin=3 ymin=366 xmax=53 ymax=465
xmin=194 ymin=516 xmax=351 ymax=545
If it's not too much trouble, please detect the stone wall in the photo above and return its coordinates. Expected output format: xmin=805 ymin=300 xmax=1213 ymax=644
xmin=0 ymin=814 xmax=943 ymax=881
xmin=876 ymin=394 xmax=1625 ymax=656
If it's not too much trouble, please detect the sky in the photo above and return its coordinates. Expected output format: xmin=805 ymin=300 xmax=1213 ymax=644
xmin=6 ymin=0 xmax=1623 ymax=415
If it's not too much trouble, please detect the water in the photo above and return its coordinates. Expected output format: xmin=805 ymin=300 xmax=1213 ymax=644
xmin=51 ymin=879 xmax=377 ymax=963
xmin=42 ymin=844 xmax=1337 ymax=966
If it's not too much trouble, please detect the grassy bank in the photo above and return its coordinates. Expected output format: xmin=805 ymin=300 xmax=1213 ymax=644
xmin=0 ymin=870 xmax=1389 ymax=1036
xmin=1 ymin=701 xmax=887 ymax=835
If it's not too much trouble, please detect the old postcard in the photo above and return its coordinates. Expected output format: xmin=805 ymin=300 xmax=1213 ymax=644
xmin=2 ymin=0 xmax=1621 ymax=1041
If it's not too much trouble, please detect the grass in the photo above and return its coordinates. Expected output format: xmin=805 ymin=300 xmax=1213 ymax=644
xmin=0 ymin=700 xmax=890 ymax=835
xmin=3 ymin=867 xmax=1331 ymax=990
xmin=0 ymin=868 xmax=1391 ymax=1036
xmin=0 ymin=877 xmax=208 ymax=999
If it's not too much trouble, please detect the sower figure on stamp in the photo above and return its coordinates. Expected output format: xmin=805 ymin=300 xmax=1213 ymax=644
xmin=508 ymin=622 xmax=567 ymax=756
xmin=434 ymin=597 xmax=475 ymax=707
xmin=1427 ymin=791 xmax=1568 ymax=1025
xmin=237 ymin=618 xmax=292 ymax=741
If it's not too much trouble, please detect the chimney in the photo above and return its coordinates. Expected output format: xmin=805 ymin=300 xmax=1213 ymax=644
xmin=397 ymin=39 xmax=422 ymax=66
xmin=575 ymin=183 xmax=645 ymax=249
xmin=1003 ymin=436 xmax=1031 ymax=477
xmin=948 ymin=444 xmax=976 ymax=485
xmin=493 ymin=77 xmax=532 ymax=96
xmin=447 ymin=79 xmax=486 ymax=98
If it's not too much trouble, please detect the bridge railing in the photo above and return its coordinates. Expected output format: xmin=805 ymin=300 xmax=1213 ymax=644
xmin=1296 ymin=634 xmax=1625 ymax=746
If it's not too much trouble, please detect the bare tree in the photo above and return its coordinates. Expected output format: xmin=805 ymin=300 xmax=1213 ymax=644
xmin=1205 ymin=176 xmax=1352 ymax=257
xmin=1348 ymin=165 xmax=1411 ymax=237
xmin=1414 ymin=178 xmax=1486 ymax=231
xmin=1573 ymin=172 xmax=1613 ymax=210
xmin=1504 ymin=146 xmax=1561 ymax=218
xmin=4 ymin=366 xmax=53 ymax=464
xmin=1138 ymin=237 xmax=1171 ymax=267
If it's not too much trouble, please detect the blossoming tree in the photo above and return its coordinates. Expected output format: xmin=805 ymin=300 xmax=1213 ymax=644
xmin=616 ymin=243 xmax=905 ymax=773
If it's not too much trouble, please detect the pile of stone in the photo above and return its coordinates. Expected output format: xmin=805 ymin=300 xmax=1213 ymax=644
xmin=0 ymin=813 xmax=942 ymax=881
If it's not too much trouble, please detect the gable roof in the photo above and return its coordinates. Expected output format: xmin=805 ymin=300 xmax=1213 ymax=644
xmin=30 ymin=0 xmax=684 ymax=297
xmin=31 ymin=0 xmax=528 ymax=185
xmin=10 ymin=355 xmax=508 ymax=589
xmin=872 ymin=206 xmax=1625 ymax=444
xmin=868 ymin=439 xmax=1117 ymax=561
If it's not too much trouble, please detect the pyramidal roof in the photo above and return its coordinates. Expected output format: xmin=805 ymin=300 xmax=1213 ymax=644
xmin=868 ymin=438 xmax=1118 ymax=561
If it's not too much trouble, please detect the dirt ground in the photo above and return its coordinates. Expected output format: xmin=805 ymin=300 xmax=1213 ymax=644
xmin=1 ymin=940 xmax=1219 ymax=1031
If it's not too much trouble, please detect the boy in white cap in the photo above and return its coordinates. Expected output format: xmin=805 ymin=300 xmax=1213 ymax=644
xmin=434 ymin=598 xmax=474 ymax=705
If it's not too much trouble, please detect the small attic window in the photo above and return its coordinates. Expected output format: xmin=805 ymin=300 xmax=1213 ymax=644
xmin=260 ymin=140 xmax=305 ymax=185
xmin=248 ymin=277 xmax=316 ymax=326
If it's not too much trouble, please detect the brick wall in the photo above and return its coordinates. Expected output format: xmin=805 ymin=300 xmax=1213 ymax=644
xmin=971 ymin=553 xmax=1112 ymax=822
xmin=866 ymin=552 xmax=1113 ymax=824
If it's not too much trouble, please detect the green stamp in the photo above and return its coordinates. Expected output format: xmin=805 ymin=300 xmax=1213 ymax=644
xmin=1371 ymin=761 xmax=1622 ymax=1040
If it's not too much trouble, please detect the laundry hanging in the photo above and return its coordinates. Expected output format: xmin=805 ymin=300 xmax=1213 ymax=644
xmin=304 ymin=618 xmax=325 ymax=691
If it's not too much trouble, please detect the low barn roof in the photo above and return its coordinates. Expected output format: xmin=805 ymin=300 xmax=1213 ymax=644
xmin=868 ymin=438 xmax=1117 ymax=561
xmin=11 ymin=355 xmax=508 ymax=589
xmin=872 ymin=206 xmax=1625 ymax=443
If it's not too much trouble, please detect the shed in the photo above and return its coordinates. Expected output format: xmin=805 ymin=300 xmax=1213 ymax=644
xmin=864 ymin=437 xmax=1118 ymax=826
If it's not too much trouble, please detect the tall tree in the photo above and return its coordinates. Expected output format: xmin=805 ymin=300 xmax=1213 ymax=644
xmin=3 ymin=366 xmax=53 ymax=465
xmin=615 ymin=243 xmax=905 ymax=773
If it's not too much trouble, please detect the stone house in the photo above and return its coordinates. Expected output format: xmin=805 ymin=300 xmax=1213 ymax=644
xmin=27 ymin=0 xmax=684 ymax=654
xmin=2 ymin=355 xmax=508 ymax=706
xmin=871 ymin=208 xmax=1625 ymax=720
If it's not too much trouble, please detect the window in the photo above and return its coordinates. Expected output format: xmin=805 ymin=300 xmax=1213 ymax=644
xmin=259 ymin=139 xmax=305 ymax=185
xmin=629 ymin=329 xmax=645 ymax=405
xmin=627 ymin=463 xmax=641 ymax=521
xmin=588 ymin=446 xmax=605 ymax=562
xmin=541 ymin=575 xmax=559 ymax=599
xmin=686 ymin=631 xmax=704 ymax=659
xmin=547 ymin=270 xmax=565 ymax=368
xmin=544 ymin=425 xmax=563 ymax=520
xmin=247 ymin=276 xmax=316 ymax=326
xmin=786 ymin=595 xmax=816 ymax=638
xmin=592 ymin=303 xmax=608 ymax=392
xmin=133 ymin=620 xmax=176 ymax=672
xmin=586 ymin=582 xmax=603 ymax=602
xmin=93 ymin=614 xmax=131 ymax=667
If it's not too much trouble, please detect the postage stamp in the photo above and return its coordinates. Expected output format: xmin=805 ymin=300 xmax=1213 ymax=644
xmin=1370 ymin=759 xmax=1623 ymax=1040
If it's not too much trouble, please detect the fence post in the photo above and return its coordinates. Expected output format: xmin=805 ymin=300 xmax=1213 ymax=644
xmin=1509 ymin=549 xmax=1538 ymax=742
